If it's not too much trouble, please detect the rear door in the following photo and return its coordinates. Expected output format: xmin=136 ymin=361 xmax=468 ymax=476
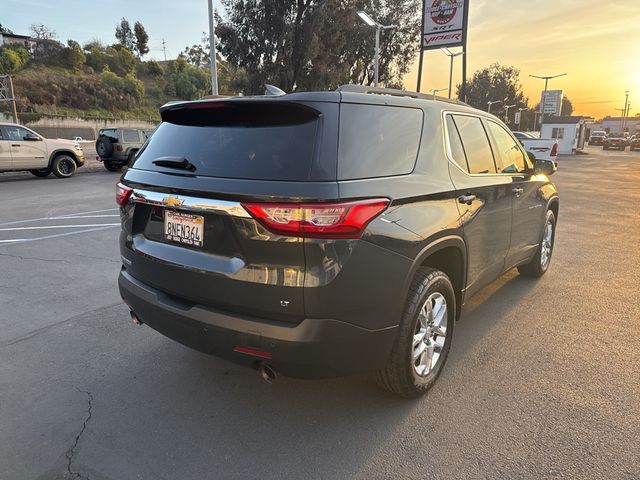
xmin=0 ymin=127 xmax=12 ymax=169
xmin=121 ymin=100 xmax=339 ymax=323
xmin=484 ymin=120 xmax=546 ymax=267
xmin=444 ymin=113 xmax=513 ymax=296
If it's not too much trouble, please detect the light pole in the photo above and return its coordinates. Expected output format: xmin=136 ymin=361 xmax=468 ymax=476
xmin=207 ymin=0 xmax=218 ymax=95
xmin=504 ymin=104 xmax=516 ymax=125
xmin=487 ymin=100 xmax=503 ymax=114
xmin=516 ymin=107 xmax=528 ymax=130
xmin=357 ymin=10 xmax=398 ymax=87
xmin=440 ymin=47 xmax=464 ymax=99
xmin=530 ymin=73 xmax=567 ymax=133
xmin=622 ymin=90 xmax=630 ymax=132
xmin=429 ymin=88 xmax=447 ymax=100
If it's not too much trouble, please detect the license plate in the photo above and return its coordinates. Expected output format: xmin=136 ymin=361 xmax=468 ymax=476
xmin=164 ymin=211 xmax=204 ymax=247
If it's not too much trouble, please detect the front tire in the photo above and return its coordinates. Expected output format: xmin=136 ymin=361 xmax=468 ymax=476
xmin=52 ymin=155 xmax=77 ymax=178
xmin=375 ymin=268 xmax=456 ymax=398
xmin=30 ymin=168 xmax=51 ymax=177
xmin=518 ymin=209 xmax=556 ymax=277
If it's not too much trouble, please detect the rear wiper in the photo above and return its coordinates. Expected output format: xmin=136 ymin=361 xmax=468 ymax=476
xmin=152 ymin=157 xmax=197 ymax=172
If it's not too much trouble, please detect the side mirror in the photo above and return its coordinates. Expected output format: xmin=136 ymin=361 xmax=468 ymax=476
xmin=24 ymin=133 xmax=41 ymax=141
xmin=534 ymin=158 xmax=557 ymax=176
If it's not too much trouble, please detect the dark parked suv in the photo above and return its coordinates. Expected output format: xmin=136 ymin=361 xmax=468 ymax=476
xmin=116 ymin=86 xmax=559 ymax=397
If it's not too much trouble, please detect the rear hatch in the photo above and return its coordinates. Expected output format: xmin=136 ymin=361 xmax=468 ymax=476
xmin=120 ymin=99 xmax=339 ymax=323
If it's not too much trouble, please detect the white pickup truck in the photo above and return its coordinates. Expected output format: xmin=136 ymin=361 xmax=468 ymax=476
xmin=512 ymin=131 xmax=559 ymax=164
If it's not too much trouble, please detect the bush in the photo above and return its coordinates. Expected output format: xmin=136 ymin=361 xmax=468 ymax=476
xmin=0 ymin=48 xmax=27 ymax=73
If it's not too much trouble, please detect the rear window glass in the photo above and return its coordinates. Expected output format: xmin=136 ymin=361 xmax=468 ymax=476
xmin=100 ymin=129 xmax=118 ymax=140
xmin=132 ymin=116 xmax=320 ymax=181
xmin=338 ymin=104 xmax=423 ymax=180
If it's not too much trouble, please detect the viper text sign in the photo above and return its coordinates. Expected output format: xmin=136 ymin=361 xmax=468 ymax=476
xmin=422 ymin=0 xmax=468 ymax=50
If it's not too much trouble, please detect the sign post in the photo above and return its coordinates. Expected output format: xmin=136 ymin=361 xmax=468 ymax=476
xmin=417 ymin=0 xmax=469 ymax=98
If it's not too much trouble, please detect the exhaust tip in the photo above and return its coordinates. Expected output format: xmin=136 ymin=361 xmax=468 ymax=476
xmin=259 ymin=363 xmax=278 ymax=384
xmin=130 ymin=310 xmax=143 ymax=326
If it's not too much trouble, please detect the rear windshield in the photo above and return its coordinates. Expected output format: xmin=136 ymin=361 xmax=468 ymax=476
xmin=338 ymin=104 xmax=423 ymax=180
xmin=132 ymin=102 xmax=322 ymax=181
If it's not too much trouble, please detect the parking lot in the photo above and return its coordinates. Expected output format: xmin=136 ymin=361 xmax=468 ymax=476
xmin=1 ymin=146 xmax=639 ymax=480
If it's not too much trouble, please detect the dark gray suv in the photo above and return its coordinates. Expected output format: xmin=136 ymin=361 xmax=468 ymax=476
xmin=116 ymin=86 xmax=559 ymax=397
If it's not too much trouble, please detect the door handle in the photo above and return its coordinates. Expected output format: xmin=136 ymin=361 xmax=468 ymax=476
xmin=11 ymin=144 xmax=20 ymax=147
xmin=512 ymin=187 xmax=524 ymax=197
xmin=457 ymin=194 xmax=476 ymax=205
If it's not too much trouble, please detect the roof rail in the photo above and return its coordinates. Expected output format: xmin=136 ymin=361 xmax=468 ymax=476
xmin=337 ymin=84 xmax=466 ymax=105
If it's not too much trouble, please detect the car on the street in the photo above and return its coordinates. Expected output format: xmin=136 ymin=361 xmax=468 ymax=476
xmin=629 ymin=135 xmax=640 ymax=151
xmin=588 ymin=130 xmax=607 ymax=145
xmin=95 ymin=127 xmax=153 ymax=172
xmin=603 ymin=132 xmax=627 ymax=150
xmin=512 ymin=131 xmax=559 ymax=164
xmin=0 ymin=123 xmax=85 ymax=178
xmin=116 ymin=86 xmax=559 ymax=398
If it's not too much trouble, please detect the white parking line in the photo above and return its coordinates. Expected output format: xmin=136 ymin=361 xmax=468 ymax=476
xmin=0 ymin=223 xmax=120 ymax=232
xmin=0 ymin=226 xmax=118 ymax=245
xmin=54 ymin=215 xmax=120 ymax=219
xmin=0 ymin=208 xmax=119 ymax=227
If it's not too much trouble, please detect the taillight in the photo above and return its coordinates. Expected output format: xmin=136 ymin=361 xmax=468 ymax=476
xmin=241 ymin=199 xmax=390 ymax=239
xmin=550 ymin=143 xmax=558 ymax=157
xmin=116 ymin=183 xmax=133 ymax=207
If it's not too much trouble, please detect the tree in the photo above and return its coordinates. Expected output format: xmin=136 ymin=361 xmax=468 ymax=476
xmin=115 ymin=18 xmax=135 ymax=51
xmin=458 ymin=63 xmax=528 ymax=122
xmin=561 ymin=97 xmax=573 ymax=116
xmin=65 ymin=40 xmax=86 ymax=70
xmin=30 ymin=24 xmax=57 ymax=40
xmin=134 ymin=21 xmax=149 ymax=57
xmin=0 ymin=47 xmax=28 ymax=74
xmin=0 ymin=24 xmax=13 ymax=34
xmin=215 ymin=0 xmax=419 ymax=94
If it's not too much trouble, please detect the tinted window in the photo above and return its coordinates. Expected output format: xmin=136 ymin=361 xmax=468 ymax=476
xmin=132 ymin=120 xmax=320 ymax=181
xmin=338 ymin=104 xmax=422 ymax=180
xmin=445 ymin=115 xmax=469 ymax=172
xmin=452 ymin=115 xmax=496 ymax=174
xmin=4 ymin=126 xmax=31 ymax=141
xmin=486 ymin=121 xmax=528 ymax=174
xmin=122 ymin=129 xmax=140 ymax=142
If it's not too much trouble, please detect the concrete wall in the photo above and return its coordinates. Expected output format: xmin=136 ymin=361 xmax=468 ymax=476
xmin=0 ymin=112 xmax=157 ymax=140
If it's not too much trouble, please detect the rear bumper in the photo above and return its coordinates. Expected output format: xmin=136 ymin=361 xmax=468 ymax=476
xmin=118 ymin=269 xmax=398 ymax=379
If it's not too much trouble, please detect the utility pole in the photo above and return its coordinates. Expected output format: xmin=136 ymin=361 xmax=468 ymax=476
xmin=530 ymin=73 xmax=567 ymax=134
xmin=0 ymin=75 xmax=18 ymax=123
xmin=441 ymin=48 xmax=463 ymax=99
xmin=161 ymin=38 xmax=167 ymax=61
xmin=622 ymin=90 xmax=630 ymax=132
xmin=207 ymin=0 xmax=219 ymax=95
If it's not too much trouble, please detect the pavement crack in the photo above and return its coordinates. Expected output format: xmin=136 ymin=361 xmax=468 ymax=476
xmin=0 ymin=252 xmax=71 ymax=264
xmin=65 ymin=388 xmax=93 ymax=480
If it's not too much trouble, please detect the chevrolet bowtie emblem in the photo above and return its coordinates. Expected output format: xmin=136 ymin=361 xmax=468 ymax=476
xmin=163 ymin=196 xmax=184 ymax=207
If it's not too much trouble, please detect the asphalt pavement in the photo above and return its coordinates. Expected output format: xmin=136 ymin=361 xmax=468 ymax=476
xmin=1 ymin=147 xmax=639 ymax=480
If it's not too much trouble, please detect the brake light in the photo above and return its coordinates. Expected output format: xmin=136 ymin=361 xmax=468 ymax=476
xmin=550 ymin=143 xmax=558 ymax=157
xmin=241 ymin=199 xmax=390 ymax=239
xmin=116 ymin=183 xmax=133 ymax=207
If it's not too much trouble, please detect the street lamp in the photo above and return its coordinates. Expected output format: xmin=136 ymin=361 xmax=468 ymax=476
xmin=430 ymin=88 xmax=448 ymax=99
xmin=487 ymin=100 xmax=503 ymax=114
xmin=622 ymin=91 xmax=630 ymax=132
xmin=440 ymin=47 xmax=464 ymax=99
xmin=207 ymin=0 xmax=218 ymax=95
xmin=504 ymin=104 xmax=516 ymax=124
xmin=530 ymin=73 xmax=567 ymax=133
xmin=516 ymin=107 xmax=528 ymax=129
xmin=357 ymin=10 xmax=398 ymax=87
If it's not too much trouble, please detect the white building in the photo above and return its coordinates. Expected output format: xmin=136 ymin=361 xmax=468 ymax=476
xmin=541 ymin=116 xmax=591 ymax=155
xmin=0 ymin=32 xmax=36 ymax=53
xmin=589 ymin=116 xmax=640 ymax=135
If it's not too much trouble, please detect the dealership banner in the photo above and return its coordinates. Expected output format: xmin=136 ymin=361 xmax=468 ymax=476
xmin=421 ymin=0 xmax=468 ymax=50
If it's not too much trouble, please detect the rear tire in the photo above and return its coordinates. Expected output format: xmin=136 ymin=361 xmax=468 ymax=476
xmin=52 ymin=155 xmax=77 ymax=178
xmin=103 ymin=160 xmax=123 ymax=172
xmin=375 ymin=268 xmax=456 ymax=398
xmin=518 ymin=210 xmax=556 ymax=277
xmin=30 ymin=168 xmax=51 ymax=177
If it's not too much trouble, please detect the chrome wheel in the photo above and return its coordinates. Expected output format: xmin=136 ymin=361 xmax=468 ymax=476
xmin=540 ymin=219 xmax=554 ymax=268
xmin=413 ymin=292 xmax=448 ymax=376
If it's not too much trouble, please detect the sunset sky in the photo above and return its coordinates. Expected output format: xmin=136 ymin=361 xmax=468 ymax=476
xmin=3 ymin=0 xmax=638 ymax=119
xmin=406 ymin=0 xmax=640 ymax=118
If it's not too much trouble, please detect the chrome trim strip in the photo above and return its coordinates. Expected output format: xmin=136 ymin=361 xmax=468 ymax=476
xmin=131 ymin=189 xmax=251 ymax=218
